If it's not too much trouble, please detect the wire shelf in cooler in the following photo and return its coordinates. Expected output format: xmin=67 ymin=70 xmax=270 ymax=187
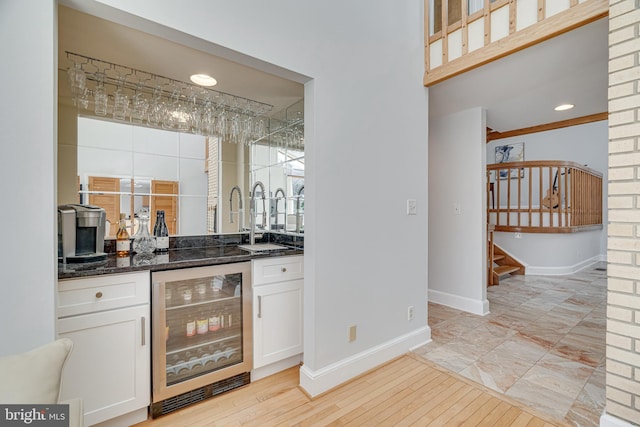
xmin=166 ymin=344 xmax=243 ymax=386
xmin=165 ymin=294 xmax=240 ymax=311
xmin=166 ymin=329 xmax=241 ymax=356
xmin=163 ymin=275 xmax=242 ymax=310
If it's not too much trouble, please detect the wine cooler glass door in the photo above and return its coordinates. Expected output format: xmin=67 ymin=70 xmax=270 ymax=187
xmin=152 ymin=262 xmax=252 ymax=402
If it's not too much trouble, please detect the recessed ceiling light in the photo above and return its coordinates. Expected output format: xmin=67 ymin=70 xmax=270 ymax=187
xmin=190 ymin=74 xmax=217 ymax=87
xmin=554 ymin=103 xmax=574 ymax=111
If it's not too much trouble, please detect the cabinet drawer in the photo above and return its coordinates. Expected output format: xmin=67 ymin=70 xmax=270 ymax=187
xmin=252 ymin=255 xmax=303 ymax=286
xmin=58 ymin=271 xmax=150 ymax=318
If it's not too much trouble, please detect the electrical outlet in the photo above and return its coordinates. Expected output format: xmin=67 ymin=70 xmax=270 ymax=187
xmin=348 ymin=325 xmax=357 ymax=342
xmin=515 ymin=232 xmax=522 ymax=239
xmin=407 ymin=306 xmax=414 ymax=321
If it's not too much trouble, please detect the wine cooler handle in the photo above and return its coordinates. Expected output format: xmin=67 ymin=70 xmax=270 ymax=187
xmin=257 ymin=296 xmax=262 ymax=319
xmin=141 ymin=316 xmax=146 ymax=346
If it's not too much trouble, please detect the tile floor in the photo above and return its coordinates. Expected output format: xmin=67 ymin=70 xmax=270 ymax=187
xmin=413 ymin=262 xmax=607 ymax=426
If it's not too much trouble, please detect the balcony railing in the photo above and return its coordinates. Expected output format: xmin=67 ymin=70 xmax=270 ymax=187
xmin=424 ymin=0 xmax=608 ymax=86
xmin=487 ymin=160 xmax=602 ymax=233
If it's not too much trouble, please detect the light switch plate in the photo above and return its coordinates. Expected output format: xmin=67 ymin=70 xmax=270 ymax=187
xmin=407 ymin=199 xmax=417 ymax=215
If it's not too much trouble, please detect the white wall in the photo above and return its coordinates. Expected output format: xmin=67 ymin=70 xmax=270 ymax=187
xmin=0 ymin=0 xmax=57 ymax=355
xmin=486 ymin=121 xmax=608 ymax=272
xmin=496 ymin=231 xmax=603 ymax=275
xmin=429 ymin=108 xmax=488 ymax=315
xmin=57 ymin=0 xmax=430 ymax=396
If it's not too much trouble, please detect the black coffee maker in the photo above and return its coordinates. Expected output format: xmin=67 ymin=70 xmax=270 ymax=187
xmin=58 ymin=204 xmax=107 ymax=263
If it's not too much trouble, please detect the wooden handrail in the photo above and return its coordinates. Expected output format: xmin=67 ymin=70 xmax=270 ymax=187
xmin=488 ymin=223 xmax=495 ymax=286
xmin=486 ymin=160 xmax=602 ymax=233
xmin=487 ymin=160 xmax=602 ymax=175
xmin=424 ymin=0 xmax=608 ymax=86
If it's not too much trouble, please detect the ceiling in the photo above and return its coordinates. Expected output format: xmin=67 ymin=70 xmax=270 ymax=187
xmin=57 ymin=5 xmax=305 ymax=115
xmin=59 ymin=5 xmax=607 ymax=133
xmin=428 ymin=18 xmax=609 ymax=133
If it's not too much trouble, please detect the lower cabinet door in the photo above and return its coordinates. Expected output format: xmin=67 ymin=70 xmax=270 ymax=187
xmin=253 ymin=279 xmax=303 ymax=369
xmin=57 ymin=305 xmax=150 ymax=426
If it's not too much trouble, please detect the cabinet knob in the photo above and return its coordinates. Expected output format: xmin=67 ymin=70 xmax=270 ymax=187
xmin=281 ymin=267 xmax=287 ymax=273
xmin=95 ymin=291 xmax=103 ymax=299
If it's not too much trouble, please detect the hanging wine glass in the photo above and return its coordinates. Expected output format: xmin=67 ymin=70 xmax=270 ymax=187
xmin=241 ymin=102 xmax=254 ymax=145
xmin=147 ymin=86 xmax=164 ymax=127
xmin=176 ymin=103 xmax=190 ymax=131
xmin=130 ymin=80 xmax=149 ymax=123
xmin=187 ymin=92 xmax=199 ymax=134
xmin=242 ymin=114 xmax=253 ymax=145
xmin=200 ymin=97 xmax=214 ymax=137
xmin=130 ymin=92 xmax=148 ymax=123
xmin=170 ymin=85 xmax=189 ymax=132
xmin=112 ymin=79 xmax=129 ymax=121
xmin=94 ymin=72 xmax=108 ymax=116
xmin=215 ymin=95 xmax=228 ymax=141
xmin=66 ymin=60 xmax=86 ymax=106
xmin=254 ymin=107 xmax=267 ymax=141
xmin=230 ymin=99 xmax=247 ymax=144
xmin=66 ymin=61 xmax=85 ymax=91
xmin=77 ymin=87 xmax=89 ymax=110
xmin=113 ymin=88 xmax=129 ymax=120
xmin=162 ymin=88 xmax=180 ymax=129
xmin=230 ymin=111 xmax=241 ymax=144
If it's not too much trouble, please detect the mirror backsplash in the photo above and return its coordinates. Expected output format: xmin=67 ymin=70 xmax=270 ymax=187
xmin=58 ymin=97 xmax=304 ymax=238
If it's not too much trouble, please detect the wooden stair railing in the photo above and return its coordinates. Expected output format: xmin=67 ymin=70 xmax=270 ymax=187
xmin=486 ymin=160 xmax=603 ymax=234
xmin=488 ymin=225 xmax=525 ymax=286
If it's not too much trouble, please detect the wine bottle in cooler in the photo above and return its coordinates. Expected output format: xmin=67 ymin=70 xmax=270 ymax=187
xmin=154 ymin=210 xmax=170 ymax=252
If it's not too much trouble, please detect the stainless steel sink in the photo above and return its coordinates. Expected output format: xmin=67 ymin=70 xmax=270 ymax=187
xmin=237 ymin=243 xmax=289 ymax=252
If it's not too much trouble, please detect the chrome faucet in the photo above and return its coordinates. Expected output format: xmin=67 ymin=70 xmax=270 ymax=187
xmin=296 ymin=185 xmax=304 ymax=233
xmin=250 ymin=181 xmax=266 ymax=245
xmin=273 ymin=187 xmax=286 ymax=230
xmin=229 ymin=185 xmax=243 ymax=232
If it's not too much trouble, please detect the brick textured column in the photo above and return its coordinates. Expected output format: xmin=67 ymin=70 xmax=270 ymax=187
xmin=606 ymin=0 xmax=640 ymax=424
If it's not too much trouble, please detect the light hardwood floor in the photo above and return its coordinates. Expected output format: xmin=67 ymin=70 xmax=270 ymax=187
xmin=135 ymin=355 xmax=568 ymax=426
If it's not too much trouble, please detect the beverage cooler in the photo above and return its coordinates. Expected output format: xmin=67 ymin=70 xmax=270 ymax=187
xmin=150 ymin=262 xmax=252 ymax=417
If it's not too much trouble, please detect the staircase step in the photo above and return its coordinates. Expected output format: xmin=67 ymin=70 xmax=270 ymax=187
xmin=491 ymin=254 xmax=505 ymax=262
xmin=494 ymin=265 xmax=521 ymax=276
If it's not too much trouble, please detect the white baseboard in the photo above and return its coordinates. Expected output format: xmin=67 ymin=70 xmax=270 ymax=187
xmin=526 ymin=255 xmax=604 ymax=276
xmin=428 ymin=289 xmax=489 ymax=316
xmin=92 ymin=408 xmax=148 ymax=427
xmin=299 ymin=326 xmax=431 ymax=398
xmin=251 ymin=354 xmax=302 ymax=382
xmin=600 ymin=410 xmax=636 ymax=427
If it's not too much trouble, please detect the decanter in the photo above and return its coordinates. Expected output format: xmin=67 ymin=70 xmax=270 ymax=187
xmin=132 ymin=208 xmax=156 ymax=255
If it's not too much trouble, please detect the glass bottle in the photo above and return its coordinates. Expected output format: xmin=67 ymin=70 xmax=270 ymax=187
xmin=115 ymin=213 xmax=130 ymax=257
xmin=154 ymin=210 xmax=170 ymax=252
xmin=132 ymin=208 xmax=156 ymax=255
xmin=186 ymin=319 xmax=196 ymax=338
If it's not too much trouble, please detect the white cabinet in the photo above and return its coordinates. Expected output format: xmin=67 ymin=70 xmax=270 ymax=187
xmin=57 ymin=272 xmax=150 ymax=427
xmin=252 ymin=255 xmax=303 ymax=370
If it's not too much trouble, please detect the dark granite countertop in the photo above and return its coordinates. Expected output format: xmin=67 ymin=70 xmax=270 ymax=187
xmin=58 ymin=245 xmax=303 ymax=280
